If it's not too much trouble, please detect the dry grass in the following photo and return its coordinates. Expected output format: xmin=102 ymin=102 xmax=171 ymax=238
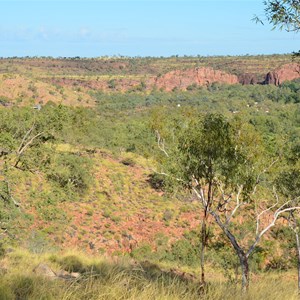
xmin=0 ymin=248 xmax=298 ymax=300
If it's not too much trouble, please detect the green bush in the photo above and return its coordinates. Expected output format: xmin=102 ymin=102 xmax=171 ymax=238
xmin=121 ymin=157 xmax=135 ymax=166
xmin=147 ymin=173 xmax=165 ymax=190
xmin=169 ymin=239 xmax=199 ymax=267
xmin=0 ymin=244 xmax=5 ymax=258
xmin=47 ymin=153 xmax=93 ymax=195
xmin=54 ymin=255 xmax=86 ymax=273
xmin=130 ymin=244 xmax=153 ymax=260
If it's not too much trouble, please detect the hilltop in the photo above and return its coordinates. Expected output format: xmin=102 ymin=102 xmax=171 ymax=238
xmin=0 ymin=54 xmax=299 ymax=106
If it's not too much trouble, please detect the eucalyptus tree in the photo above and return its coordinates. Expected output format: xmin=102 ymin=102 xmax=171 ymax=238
xmin=263 ymin=0 xmax=300 ymax=32
xmin=154 ymin=112 xmax=300 ymax=291
xmin=276 ymin=143 xmax=300 ymax=292
xmin=256 ymin=0 xmax=300 ymax=55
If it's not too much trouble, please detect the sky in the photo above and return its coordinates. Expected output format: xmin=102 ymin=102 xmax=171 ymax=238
xmin=0 ymin=0 xmax=299 ymax=57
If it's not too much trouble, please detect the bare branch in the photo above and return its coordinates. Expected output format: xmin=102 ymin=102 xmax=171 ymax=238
xmin=192 ymin=186 xmax=207 ymax=207
xmin=252 ymin=158 xmax=279 ymax=195
xmin=14 ymin=131 xmax=44 ymax=167
xmin=155 ymin=130 xmax=169 ymax=157
xmin=225 ymin=185 xmax=244 ymax=226
xmin=17 ymin=132 xmax=44 ymax=157
xmin=151 ymin=169 xmax=184 ymax=184
xmin=255 ymin=187 xmax=279 ymax=236
xmin=17 ymin=123 xmax=36 ymax=154
xmin=247 ymin=204 xmax=300 ymax=258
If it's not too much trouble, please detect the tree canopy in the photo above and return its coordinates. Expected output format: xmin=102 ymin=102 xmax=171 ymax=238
xmin=262 ymin=0 xmax=300 ymax=32
xmin=260 ymin=0 xmax=300 ymax=55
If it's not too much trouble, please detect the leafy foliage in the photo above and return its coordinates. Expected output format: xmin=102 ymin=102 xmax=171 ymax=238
xmin=263 ymin=0 xmax=300 ymax=32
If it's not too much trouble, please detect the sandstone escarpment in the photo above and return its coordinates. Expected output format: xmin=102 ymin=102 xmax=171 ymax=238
xmin=264 ymin=63 xmax=300 ymax=85
xmin=155 ymin=67 xmax=239 ymax=91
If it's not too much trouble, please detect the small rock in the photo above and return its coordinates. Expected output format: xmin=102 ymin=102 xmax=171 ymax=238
xmin=56 ymin=269 xmax=80 ymax=280
xmin=70 ymin=272 xmax=80 ymax=279
xmin=33 ymin=263 xmax=56 ymax=279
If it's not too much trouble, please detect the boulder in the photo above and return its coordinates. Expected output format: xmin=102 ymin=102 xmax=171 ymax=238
xmin=33 ymin=263 xmax=56 ymax=279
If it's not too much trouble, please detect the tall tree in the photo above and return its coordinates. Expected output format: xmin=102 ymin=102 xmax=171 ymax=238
xmin=154 ymin=113 xmax=300 ymax=291
xmin=276 ymin=143 xmax=300 ymax=292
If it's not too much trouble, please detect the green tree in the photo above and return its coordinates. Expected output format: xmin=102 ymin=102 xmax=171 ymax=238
xmin=276 ymin=142 xmax=300 ymax=292
xmin=155 ymin=113 xmax=300 ymax=291
xmin=256 ymin=0 xmax=300 ymax=55
xmin=263 ymin=0 xmax=300 ymax=32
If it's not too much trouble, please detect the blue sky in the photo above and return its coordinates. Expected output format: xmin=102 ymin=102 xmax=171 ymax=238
xmin=0 ymin=0 xmax=299 ymax=57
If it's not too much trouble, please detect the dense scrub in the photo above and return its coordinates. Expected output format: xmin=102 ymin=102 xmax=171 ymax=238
xmin=1 ymin=68 xmax=300 ymax=296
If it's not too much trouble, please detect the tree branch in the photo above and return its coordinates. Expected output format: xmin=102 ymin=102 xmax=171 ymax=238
xmin=255 ymin=187 xmax=279 ymax=236
xmin=14 ymin=131 xmax=44 ymax=167
xmin=155 ymin=130 xmax=169 ymax=157
xmin=225 ymin=185 xmax=244 ymax=226
xmin=247 ymin=203 xmax=300 ymax=258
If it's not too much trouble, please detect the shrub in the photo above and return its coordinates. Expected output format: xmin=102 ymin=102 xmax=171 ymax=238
xmin=265 ymin=256 xmax=290 ymax=271
xmin=56 ymin=255 xmax=85 ymax=273
xmin=107 ymin=79 xmax=116 ymax=89
xmin=162 ymin=209 xmax=174 ymax=222
xmin=147 ymin=173 xmax=165 ymax=190
xmin=130 ymin=244 xmax=153 ymax=260
xmin=0 ymin=244 xmax=5 ymax=258
xmin=169 ymin=239 xmax=199 ymax=267
xmin=47 ymin=153 xmax=93 ymax=195
xmin=121 ymin=157 xmax=135 ymax=166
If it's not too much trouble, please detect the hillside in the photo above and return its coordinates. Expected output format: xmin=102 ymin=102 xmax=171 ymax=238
xmin=0 ymin=55 xmax=300 ymax=298
xmin=10 ymin=147 xmax=201 ymax=255
xmin=0 ymin=55 xmax=299 ymax=107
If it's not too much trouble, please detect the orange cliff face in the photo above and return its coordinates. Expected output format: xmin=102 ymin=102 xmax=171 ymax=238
xmin=264 ymin=63 xmax=300 ymax=86
xmin=154 ymin=67 xmax=239 ymax=91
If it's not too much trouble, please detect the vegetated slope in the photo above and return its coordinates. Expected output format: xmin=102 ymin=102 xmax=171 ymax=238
xmin=0 ymin=74 xmax=94 ymax=106
xmin=1 ymin=56 xmax=300 ymax=279
xmin=8 ymin=147 xmax=201 ymax=255
xmin=5 ymin=145 xmax=292 ymax=277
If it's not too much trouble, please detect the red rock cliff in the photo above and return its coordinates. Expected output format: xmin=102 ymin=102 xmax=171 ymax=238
xmin=154 ymin=67 xmax=239 ymax=91
xmin=264 ymin=63 xmax=300 ymax=85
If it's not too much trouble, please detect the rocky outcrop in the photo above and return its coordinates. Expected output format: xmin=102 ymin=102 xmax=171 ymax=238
xmin=155 ymin=67 xmax=239 ymax=91
xmin=238 ymin=74 xmax=258 ymax=85
xmin=264 ymin=63 xmax=300 ymax=85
